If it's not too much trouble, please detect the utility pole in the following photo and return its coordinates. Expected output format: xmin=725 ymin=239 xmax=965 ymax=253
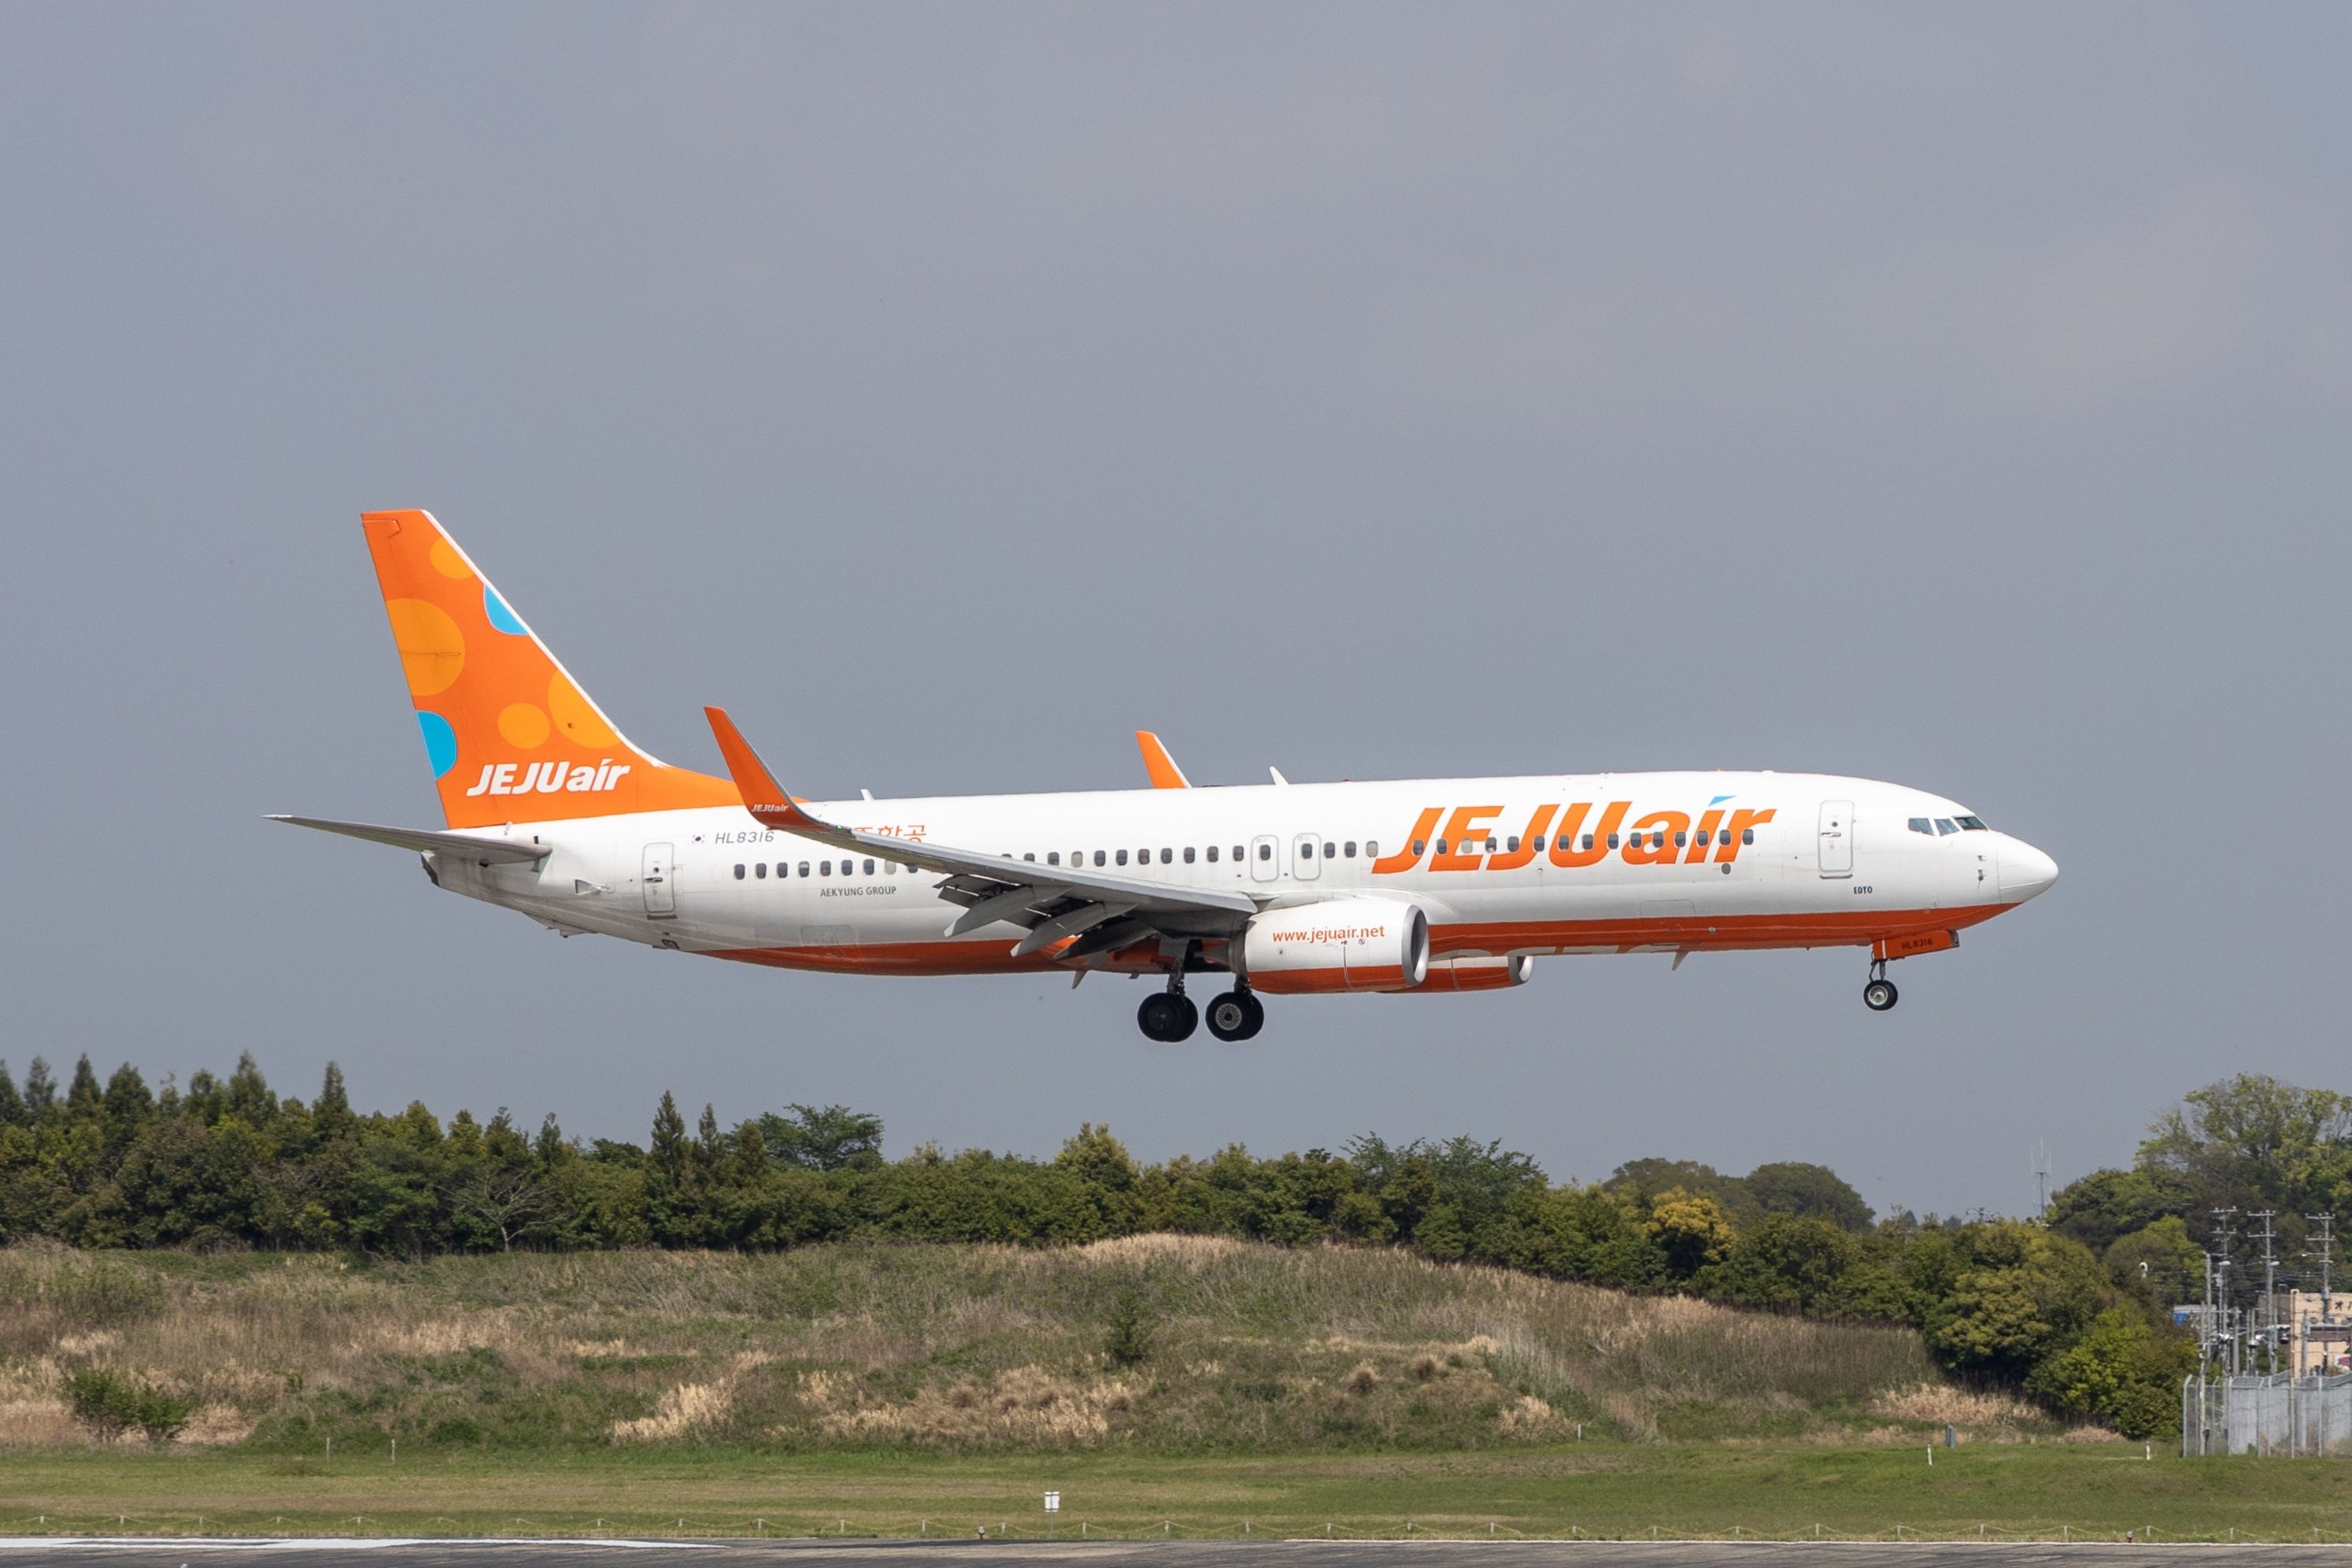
xmin=2253 ymin=1212 xmax=2279 ymax=1375
xmin=2211 ymin=1209 xmax=2239 ymax=1376
xmin=2306 ymin=1212 xmax=2335 ymax=1378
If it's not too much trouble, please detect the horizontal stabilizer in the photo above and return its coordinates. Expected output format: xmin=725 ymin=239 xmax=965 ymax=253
xmin=266 ymin=815 xmax=552 ymax=864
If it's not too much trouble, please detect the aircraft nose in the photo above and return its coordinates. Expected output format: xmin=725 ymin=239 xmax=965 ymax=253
xmin=1997 ymin=837 xmax=2058 ymax=902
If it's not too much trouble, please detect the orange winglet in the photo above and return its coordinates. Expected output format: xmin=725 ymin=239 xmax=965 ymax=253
xmin=704 ymin=707 xmax=822 ymax=832
xmin=1135 ymin=730 xmax=1191 ymax=789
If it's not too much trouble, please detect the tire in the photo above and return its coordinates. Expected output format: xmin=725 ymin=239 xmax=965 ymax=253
xmin=1862 ymin=978 xmax=1898 ymax=1012
xmin=1163 ymin=993 xmax=1199 ymax=1042
xmin=1137 ymin=993 xmax=1182 ymax=1040
xmin=1236 ymin=990 xmax=1266 ymax=1040
xmin=1205 ymin=991 xmax=1252 ymax=1041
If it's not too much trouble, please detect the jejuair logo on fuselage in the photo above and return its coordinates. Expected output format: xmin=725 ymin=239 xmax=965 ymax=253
xmin=462 ymin=760 xmax=633 ymax=797
xmin=1372 ymin=802 xmax=1778 ymax=874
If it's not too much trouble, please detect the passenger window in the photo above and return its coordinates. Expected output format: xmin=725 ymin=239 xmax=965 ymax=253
xmin=1233 ymin=845 xmax=1244 ymax=861
xmin=1161 ymin=848 xmax=1173 ymax=864
xmin=1909 ymin=818 xmax=1932 ymax=835
xmin=1435 ymin=838 xmax=1448 ymax=855
xmin=1115 ymin=849 xmax=1129 ymax=866
xmin=1582 ymin=834 xmax=1594 ymax=851
xmin=1653 ymin=832 xmax=1666 ymax=849
xmin=1741 ymin=828 xmax=1755 ymax=845
xmin=1344 ymin=841 xmax=1357 ymax=858
xmin=1183 ymin=846 xmax=1196 ymax=864
xmin=797 ymin=862 xmax=810 ymax=877
xmin=1607 ymin=834 xmax=1619 ymax=849
xmin=1365 ymin=841 xmax=1379 ymax=858
xmin=864 ymin=858 xmax=875 ymax=875
xmin=1506 ymin=836 xmax=1520 ymax=853
xmin=1095 ymin=851 xmax=1107 ymax=867
xmin=1411 ymin=838 xmax=1426 ymax=856
xmin=733 ymin=864 xmax=745 ymax=879
xmin=1531 ymin=836 xmax=1544 ymax=852
xmin=1935 ymin=819 xmax=1958 ymax=836
xmin=1718 ymin=829 xmax=1730 ymax=845
xmin=1023 ymin=852 xmax=1035 ymax=862
xmin=1206 ymin=845 xmax=1219 ymax=863
xmin=1257 ymin=842 xmax=1272 ymax=860
xmin=819 ymin=860 xmax=831 ymax=876
xmin=1138 ymin=847 xmax=1149 ymax=864
xmin=1485 ymin=836 xmax=1497 ymax=854
xmin=1301 ymin=841 xmax=1315 ymax=860
xmin=1672 ymin=831 xmax=1685 ymax=848
xmin=1048 ymin=852 xmax=1060 ymax=866
xmin=753 ymin=862 xmax=766 ymax=878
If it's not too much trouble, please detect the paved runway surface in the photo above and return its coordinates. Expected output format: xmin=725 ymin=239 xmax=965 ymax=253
xmin=3 ymin=1541 xmax=2348 ymax=1566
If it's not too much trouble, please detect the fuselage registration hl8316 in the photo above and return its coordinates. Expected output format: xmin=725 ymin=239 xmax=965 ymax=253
xmin=275 ymin=511 xmax=2059 ymax=1042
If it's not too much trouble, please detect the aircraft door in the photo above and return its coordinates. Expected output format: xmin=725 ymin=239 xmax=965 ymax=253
xmin=1293 ymin=833 xmax=1322 ymax=882
xmin=1817 ymin=802 xmax=1853 ymax=878
xmin=1251 ymin=834 xmax=1280 ymax=883
xmin=642 ymin=842 xmax=677 ymax=916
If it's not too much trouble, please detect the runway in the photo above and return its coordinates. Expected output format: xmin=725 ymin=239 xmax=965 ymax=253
xmin=2 ymin=1540 xmax=2347 ymax=1566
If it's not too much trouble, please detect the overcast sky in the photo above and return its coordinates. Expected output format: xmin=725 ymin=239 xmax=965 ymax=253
xmin=4 ymin=4 xmax=2346 ymax=1219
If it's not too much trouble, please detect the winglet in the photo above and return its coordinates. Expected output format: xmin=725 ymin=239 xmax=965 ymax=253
xmin=1136 ymin=730 xmax=1191 ymax=789
xmin=704 ymin=707 xmax=823 ymax=831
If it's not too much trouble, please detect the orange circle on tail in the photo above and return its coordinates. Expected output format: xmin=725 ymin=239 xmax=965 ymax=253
xmin=428 ymin=539 xmax=473 ymax=580
xmin=384 ymin=600 xmax=464 ymax=697
xmin=498 ymin=703 xmax=551 ymax=748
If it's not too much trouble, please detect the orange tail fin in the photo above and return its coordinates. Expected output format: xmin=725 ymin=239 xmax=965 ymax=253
xmin=362 ymin=510 xmax=737 ymax=828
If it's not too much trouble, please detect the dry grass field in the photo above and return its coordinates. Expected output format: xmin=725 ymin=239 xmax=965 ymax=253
xmin=0 ymin=1234 xmax=1967 ymax=1455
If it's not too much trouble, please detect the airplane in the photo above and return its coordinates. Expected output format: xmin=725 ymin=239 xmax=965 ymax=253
xmin=276 ymin=510 xmax=2059 ymax=1041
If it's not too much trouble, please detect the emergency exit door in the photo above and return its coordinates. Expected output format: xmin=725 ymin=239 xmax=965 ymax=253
xmin=642 ymin=842 xmax=677 ymax=916
xmin=1817 ymin=802 xmax=1853 ymax=877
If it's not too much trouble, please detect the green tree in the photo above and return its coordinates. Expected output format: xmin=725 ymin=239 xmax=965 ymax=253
xmin=1647 ymin=1188 xmax=1737 ymax=1277
xmin=1744 ymin=1162 xmax=1873 ymax=1231
xmin=758 ymin=1104 xmax=885 ymax=1171
xmin=2025 ymin=1306 xmax=2193 ymax=1438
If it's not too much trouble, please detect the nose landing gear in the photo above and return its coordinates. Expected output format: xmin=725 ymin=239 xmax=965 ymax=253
xmin=1862 ymin=959 xmax=1899 ymax=1012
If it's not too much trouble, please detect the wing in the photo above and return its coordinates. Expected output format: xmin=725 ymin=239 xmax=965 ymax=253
xmin=267 ymin=815 xmax=553 ymax=864
xmin=704 ymin=708 xmax=1259 ymax=962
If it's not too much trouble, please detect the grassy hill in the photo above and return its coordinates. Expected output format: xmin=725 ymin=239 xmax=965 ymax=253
xmin=2 ymin=1233 xmax=2058 ymax=1456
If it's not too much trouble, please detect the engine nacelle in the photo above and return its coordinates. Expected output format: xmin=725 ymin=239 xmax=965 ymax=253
xmin=1403 ymin=954 xmax=1533 ymax=993
xmin=1238 ymin=898 xmax=1429 ymax=994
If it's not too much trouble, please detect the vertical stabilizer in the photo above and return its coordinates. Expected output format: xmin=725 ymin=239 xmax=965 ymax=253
xmin=361 ymin=510 xmax=737 ymax=828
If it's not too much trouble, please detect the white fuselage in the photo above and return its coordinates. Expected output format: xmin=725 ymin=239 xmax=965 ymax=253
xmin=423 ymin=769 xmax=2057 ymax=981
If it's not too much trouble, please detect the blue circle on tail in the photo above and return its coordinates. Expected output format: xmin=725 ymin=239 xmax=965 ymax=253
xmin=417 ymin=710 xmax=459 ymax=778
xmin=483 ymin=584 xmax=529 ymax=635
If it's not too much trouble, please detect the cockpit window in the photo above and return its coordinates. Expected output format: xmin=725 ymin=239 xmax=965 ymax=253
xmin=1909 ymin=818 xmax=1932 ymax=835
xmin=1935 ymin=818 xmax=1958 ymax=836
xmin=1954 ymin=815 xmax=1988 ymax=830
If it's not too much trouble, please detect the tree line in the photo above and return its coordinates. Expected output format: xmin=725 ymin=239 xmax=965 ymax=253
xmin=7 ymin=1056 xmax=2321 ymax=1440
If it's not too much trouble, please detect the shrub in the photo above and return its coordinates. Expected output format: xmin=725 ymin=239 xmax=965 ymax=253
xmin=62 ymin=1364 xmax=141 ymax=1441
xmin=1104 ymin=1285 xmax=1156 ymax=1367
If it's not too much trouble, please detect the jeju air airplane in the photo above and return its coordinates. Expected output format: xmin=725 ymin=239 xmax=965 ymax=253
xmin=276 ymin=511 xmax=2058 ymax=1041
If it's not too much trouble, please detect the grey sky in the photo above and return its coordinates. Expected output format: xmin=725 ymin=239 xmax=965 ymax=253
xmin=3 ymin=4 xmax=2346 ymax=1219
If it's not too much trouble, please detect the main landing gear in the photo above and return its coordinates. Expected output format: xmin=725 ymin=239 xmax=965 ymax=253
xmin=1862 ymin=959 xmax=1899 ymax=1013
xmin=1204 ymin=986 xmax=1264 ymax=1042
xmin=1137 ymin=972 xmax=1265 ymax=1041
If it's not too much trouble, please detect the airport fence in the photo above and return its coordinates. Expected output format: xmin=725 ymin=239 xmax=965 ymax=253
xmin=2183 ymin=1373 xmax=2352 ymax=1456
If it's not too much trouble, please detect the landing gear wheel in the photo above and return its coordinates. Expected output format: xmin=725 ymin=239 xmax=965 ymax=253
xmin=1205 ymin=989 xmax=1256 ymax=1042
xmin=1862 ymin=978 xmax=1899 ymax=1012
xmin=1163 ymin=993 xmax=1197 ymax=1041
xmin=1137 ymin=991 xmax=1197 ymax=1041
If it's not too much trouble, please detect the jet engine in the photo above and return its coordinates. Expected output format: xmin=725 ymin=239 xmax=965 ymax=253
xmin=1237 ymin=897 xmax=1429 ymax=994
